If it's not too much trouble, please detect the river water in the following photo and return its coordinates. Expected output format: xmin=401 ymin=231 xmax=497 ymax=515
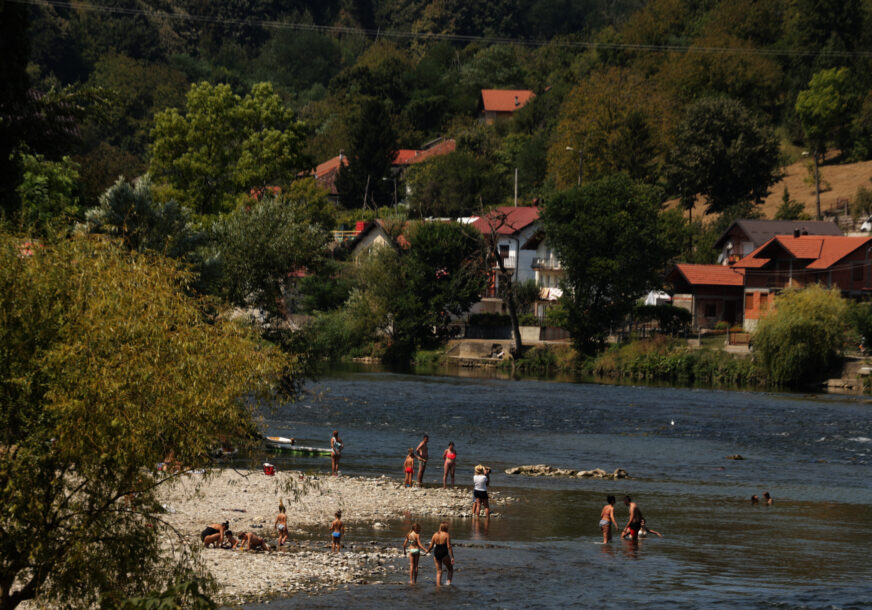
xmin=250 ymin=368 xmax=872 ymax=609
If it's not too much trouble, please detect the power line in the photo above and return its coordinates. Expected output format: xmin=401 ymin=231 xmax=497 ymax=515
xmin=12 ymin=0 xmax=872 ymax=59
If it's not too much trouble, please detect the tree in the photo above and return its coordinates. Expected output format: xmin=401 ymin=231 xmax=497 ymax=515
xmin=548 ymin=68 xmax=676 ymax=188
xmin=795 ymin=67 xmax=857 ymax=219
xmin=753 ymin=284 xmax=849 ymax=385
xmin=16 ymin=153 xmax=80 ymax=232
xmin=540 ymin=173 xmax=670 ymax=355
xmin=406 ymin=151 xmax=506 ymax=217
xmin=212 ymin=195 xmax=330 ymax=320
xmin=335 ymin=99 xmax=398 ymax=209
xmin=85 ymin=175 xmax=206 ymax=261
xmin=666 ymin=97 xmax=781 ymax=217
xmin=0 ymin=0 xmax=31 ymax=218
xmin=0 ymin=232 xmax=290 ymax=608
xmin=150 ymin=82 xmax=310 ymax=215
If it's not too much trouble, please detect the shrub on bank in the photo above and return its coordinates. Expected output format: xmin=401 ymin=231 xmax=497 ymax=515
xmin=590 ymin=337 xmax=765 ymax=386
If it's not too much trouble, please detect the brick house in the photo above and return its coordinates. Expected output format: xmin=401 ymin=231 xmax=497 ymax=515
xmin=480 ymin=90 xmax=535 ymax=124
xmin=666 ymin=264 xmax=745 ymax=328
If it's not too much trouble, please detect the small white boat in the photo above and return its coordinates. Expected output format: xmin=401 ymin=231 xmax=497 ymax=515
xmin=264 ymin=436 xmax=331 ymax=456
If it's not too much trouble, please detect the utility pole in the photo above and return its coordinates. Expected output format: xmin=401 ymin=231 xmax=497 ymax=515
xmin=566 ymin=146 xmax=583 ymax=187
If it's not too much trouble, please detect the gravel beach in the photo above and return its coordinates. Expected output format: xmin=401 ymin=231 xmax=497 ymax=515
xmin=158 ymin=469 xmax=509 ymax=604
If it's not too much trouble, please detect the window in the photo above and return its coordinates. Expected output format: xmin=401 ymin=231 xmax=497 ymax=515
xmin=499 ymin=244 xmax=509 ymax=259
xmin=745 ymin=293 xmax=754 ymax=310
xmin=854 ymin=263 xmax=865 ymax=282
xmin=759 ymin=293 xmax=769 ymax=311
xmin=704 ymin=303 xmax=717 ymax=318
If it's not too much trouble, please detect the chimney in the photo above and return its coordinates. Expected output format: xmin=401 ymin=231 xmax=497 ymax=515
xmin=514 ymin=95 xmax=519 ymax=107
xmin=802 ymin=228 xmax=809 ymax=235
xmin=793 ymin=228 xmax=800 ymax=238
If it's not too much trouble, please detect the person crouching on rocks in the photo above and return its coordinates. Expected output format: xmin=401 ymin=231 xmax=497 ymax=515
xmin=234 ymin=532 xmax=271 ymax=552
xmin=330 ymin=510 xmax=344 ymax=552
xmin=201 ymin=521 xmax=230 ymax=547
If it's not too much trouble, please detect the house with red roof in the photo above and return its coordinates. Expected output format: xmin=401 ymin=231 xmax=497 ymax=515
xmin=480 ymin=90 xmax=535 ymax=124
xmin=666 ymin=264 xmax=746 ymax=329
xmin=468 ymin=206 xmax=563 ymax=319
xmin=732 ymin=234 xmax=872 ymax=329
xmin=668 ymin=233 xmax=872 ymax=331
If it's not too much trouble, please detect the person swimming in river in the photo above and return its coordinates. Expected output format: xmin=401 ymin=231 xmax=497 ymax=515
xmin=275 ymin=502 xmax=288 ymax=546
xmin=402 ymin=523 xmax=425 ymax=584
xmin=442 ymin=442 xmax=457 ymax=488
xmin=330 ymin=430 xmax=343 ymax=476
xmin=763 ymin=491 xmax=773 ymax=505
xmin=330 ymin=510 xmax=344 ymax=552
xmin=404 ymin=448 xmax=415 ymax=487
xmin=599 ymin=495 xmax=619 ymax=543
xmin=638 ymin=518 xmax=662 ymax=538
xmin=425 ymin=521 xmax=454 ymax=586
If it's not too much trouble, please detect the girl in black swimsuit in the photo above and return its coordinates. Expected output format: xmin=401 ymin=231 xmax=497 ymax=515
xmin=425 ymin=521 xmax=454 ymax=586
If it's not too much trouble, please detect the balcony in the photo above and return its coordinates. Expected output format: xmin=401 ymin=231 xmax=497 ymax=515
xmin=495 ymin=255 xmax=516 ymax=269
xmin=532 ymin=257 xmax=561 ymax=270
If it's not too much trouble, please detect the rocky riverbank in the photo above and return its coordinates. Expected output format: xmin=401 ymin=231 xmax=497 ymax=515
xmin=505 ymin=464 xmax=629 ymax=479
xmin=157 ymin=469 xmax=511 ymax=604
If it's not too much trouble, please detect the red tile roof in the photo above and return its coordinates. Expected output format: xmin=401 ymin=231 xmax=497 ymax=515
xmin=314 ymin=154 xmax=348 ymax=178
xmin=470 ymin=206 xmax=540 ymax=236
xmin=403 ymin=139 xmax=457 ymax=164
xmin=393 ymin=149 xmax=419 ymax=165
xmin=481 ymin=90 xmax=535 ymax=113
xmin=671 ymin=264 xmax=745 ymax=287
xmin=734 ymin=235 xmax=872 ymax=270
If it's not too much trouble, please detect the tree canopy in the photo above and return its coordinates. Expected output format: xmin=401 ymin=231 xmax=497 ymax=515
xmin=150 ymin=82 xmax=310 ymax=215
xmin=540 ymin=173 xmax=672 ymax=355
xmin=0 ymin=232 xmax=291 ymax=608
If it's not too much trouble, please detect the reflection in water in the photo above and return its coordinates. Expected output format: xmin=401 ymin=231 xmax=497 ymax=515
xmin=253 ymin=370 xmax=872 ymax=608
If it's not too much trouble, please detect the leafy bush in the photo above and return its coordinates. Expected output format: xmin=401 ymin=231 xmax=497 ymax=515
xmin=752 ymin=285 xmax=849 ymax=385
xmin=518 ymin=313 xmax=540 ymax=326
xmin=633 ymin=304 xmax=692 ymax=335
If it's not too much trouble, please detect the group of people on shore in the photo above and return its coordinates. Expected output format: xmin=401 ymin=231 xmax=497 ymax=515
xmin=599 ymin=495 xmax=662 ymax=544
xmin=199 ymin=520 xmax=271 ymax=551
xmin=402 ymin=434 xmax=457 ymax=489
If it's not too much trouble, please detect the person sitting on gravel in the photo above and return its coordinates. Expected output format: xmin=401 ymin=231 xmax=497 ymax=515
xmin=201 ymin=521 xmax=230 ymax=547
xmin=234 ymin=531 xmax=271 ymax=552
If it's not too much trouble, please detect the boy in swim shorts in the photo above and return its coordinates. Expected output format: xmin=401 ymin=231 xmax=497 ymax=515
xmin=330 ymin=510 xmax=344 ymax=552
xmin=404 ymin=448 xmax=414 ymax=488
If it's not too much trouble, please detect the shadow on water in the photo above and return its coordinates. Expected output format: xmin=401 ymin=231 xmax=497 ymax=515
xmin=247 ymin=365 xmax=872 ymax=608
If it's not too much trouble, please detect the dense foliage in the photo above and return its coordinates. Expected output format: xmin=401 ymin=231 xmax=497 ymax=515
xmin=752 ymin=284 xmax=850 ymax=385
xmin=0 ymin=233 xmax=291 ymax=608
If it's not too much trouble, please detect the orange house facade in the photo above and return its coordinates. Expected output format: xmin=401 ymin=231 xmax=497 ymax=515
xmin=733 ymin=234 xmax=872 ymax=330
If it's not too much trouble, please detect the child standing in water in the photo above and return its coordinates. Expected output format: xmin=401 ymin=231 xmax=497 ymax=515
xmin=330 ymin=510 xmax=344 ymax=552
xmin=403 ymin=449 xmax=415 ymax=487
xmin=274 ymin=502 xmax=288 ymax=547
xmin=402 ymin=523 xmax=425 ymax=584
xmin=599 ymin=495 xmax=619 ymax=543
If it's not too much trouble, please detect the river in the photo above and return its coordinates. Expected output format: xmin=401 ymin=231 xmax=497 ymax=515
xmin=249 ymin=367 xmax=872 ymax=608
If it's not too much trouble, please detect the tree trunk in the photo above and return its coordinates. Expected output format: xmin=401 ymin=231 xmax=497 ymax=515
xmin=813 ymin=152 xmax=822 ymax=221
xmin=495 ymin=255 xmax=523 ymax=357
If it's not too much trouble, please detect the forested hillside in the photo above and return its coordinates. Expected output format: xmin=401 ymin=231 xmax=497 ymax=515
xmin=11 ymin=0 xmax=872 ymax=220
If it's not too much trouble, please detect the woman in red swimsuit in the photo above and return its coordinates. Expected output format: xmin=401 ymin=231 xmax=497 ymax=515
xmin=442 ymin=442 xmax=457 ymax=488
xmin=403 ymin=448 xmax=415 ymax=487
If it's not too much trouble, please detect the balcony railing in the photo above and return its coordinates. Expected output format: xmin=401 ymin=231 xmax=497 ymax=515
xmin=532 ymin=257 xmax=561 ymax=270
xmin=495 ymin=255 xmax=516 ymax=269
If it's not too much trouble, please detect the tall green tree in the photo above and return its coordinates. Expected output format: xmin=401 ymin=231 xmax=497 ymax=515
xmin=16 ymin=153 xmax=81 ymax=232
xmin=666 ymin=97 xmax=781 ymax=217
xmin=150 ymin=82 xmax=310 ymax=215
xmin=0 ymin=232 xmax=291 ymax=609
xmin=335 ymin=99 xmax=398 ymax=209
xmin=795 ymin=67 xmax=857 ymax=219
xmin=540 ymin=173 xmax=670 ymax=355
xmin=406 ymin=151 xmax=506 ymax=217
xmin=753 ymin=284 xmax=849 ymax=385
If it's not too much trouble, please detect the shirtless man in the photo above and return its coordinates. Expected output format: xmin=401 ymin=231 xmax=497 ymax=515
xmin=599 ymin=495 xmax=619 ymax=543
xmin=415 ymin=434 xmax=429 ymax=487
xmin=621 ymin=495 xmax=644 ymax=542
xmin=234 ymin=532 xmax=270 ymax=552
